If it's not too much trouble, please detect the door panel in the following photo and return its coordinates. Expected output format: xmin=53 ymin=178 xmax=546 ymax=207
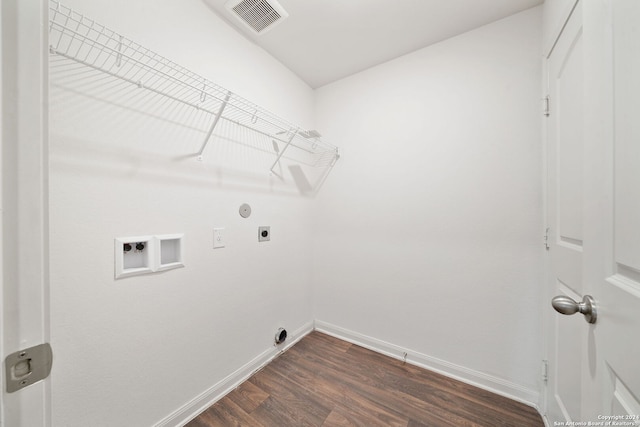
xmin=557 ymin=32 xmax=584 ymax=248
xmin=598 ymin=279 xmax=640 ymax=424
xmin=554 ymin=282 xmax=583 ymax=419
xmin=598 ymin=0 xmax=640 ymax=420
xmin=613 ymin=0 xmax=640 ymax=279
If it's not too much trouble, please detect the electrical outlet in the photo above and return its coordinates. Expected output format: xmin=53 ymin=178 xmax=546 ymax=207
xmin=258 ymin=226 xmax=270 ymax=242
xmin=213 ymin=228 xmax=225 ymax=248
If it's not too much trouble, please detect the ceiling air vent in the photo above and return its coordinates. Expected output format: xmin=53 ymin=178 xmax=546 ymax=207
xmin=225 ymin=0 xmax=289 ymax=35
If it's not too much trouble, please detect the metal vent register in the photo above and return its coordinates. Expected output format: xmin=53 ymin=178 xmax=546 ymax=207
xmin=226 ymin=0 xmax=289 ymax=34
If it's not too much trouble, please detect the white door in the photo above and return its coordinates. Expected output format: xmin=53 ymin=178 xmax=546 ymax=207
xmin=545 ymin=1 xmax=585 ymax=422
xmin=1 ymin=0 xmax=51 ymax=426
xmin=545 ymin=0 xmax=640 ymax=424
xmin=587 ymin=0 xmax=640 ymax=421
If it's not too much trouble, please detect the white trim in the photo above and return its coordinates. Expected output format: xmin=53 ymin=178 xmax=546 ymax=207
xmin=314 ymin=320 xmax=541 ymax=411
xmin=540 ymin=47 xmax=551 ymax=417
xmin=154 ymin=321 xmax=314 ymax=427
xmin=1 ymin=0 xmax=51 ymax=425
xmin=0 ymin=3 xmax=5 ymax=424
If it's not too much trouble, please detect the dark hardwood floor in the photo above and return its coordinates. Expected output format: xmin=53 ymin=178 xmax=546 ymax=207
xmin=187 ymin=331 xmax=544 ymax=426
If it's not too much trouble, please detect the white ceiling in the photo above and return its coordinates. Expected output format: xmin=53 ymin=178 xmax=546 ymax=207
xmin=203 ymin=0 xmax=543 ymax=88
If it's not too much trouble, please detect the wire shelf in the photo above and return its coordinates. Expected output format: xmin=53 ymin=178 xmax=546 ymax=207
xmin=48 ymin=0 xmax=339 ymax=170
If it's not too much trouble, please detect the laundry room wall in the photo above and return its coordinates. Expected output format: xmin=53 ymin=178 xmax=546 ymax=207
xmin=48 ymin=0 xmax=317 ymax=425
xmin=313 ymin=6 xmax=543 ymax=403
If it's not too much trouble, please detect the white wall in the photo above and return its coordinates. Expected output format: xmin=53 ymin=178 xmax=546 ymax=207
xmin=313 ymin=7 xmax=543 ymax=401
xmin=48 ymin=0 xmax=316 ymax=426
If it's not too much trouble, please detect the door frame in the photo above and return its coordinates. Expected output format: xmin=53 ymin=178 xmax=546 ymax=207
xmin=540 ymin=0 xmax=581 ymax=420
xmin=1 ymin=0 xmax=50 ymax=425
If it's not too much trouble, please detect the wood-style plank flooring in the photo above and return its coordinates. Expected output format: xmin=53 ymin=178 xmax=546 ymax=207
xmin=187 ymin=332 xmax=543 ymax=426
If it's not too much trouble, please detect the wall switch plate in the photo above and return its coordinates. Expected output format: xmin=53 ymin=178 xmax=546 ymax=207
xmin=213 ymin=228 xmax=225 ymax=248
xmin=258 ymin=226 xmax=270 ymax=242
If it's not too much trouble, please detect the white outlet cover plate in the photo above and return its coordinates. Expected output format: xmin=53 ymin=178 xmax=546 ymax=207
xmin=213 ymin=228 xmax=225 ymax=248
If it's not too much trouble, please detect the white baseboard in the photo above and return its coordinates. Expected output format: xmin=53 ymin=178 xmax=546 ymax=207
xmin=159 ymin=319 xmax=541 ymax=426
xmin=155 ymin=321 xmax=314 ymax=427
xmin=314 ymin=320 xmax=540 ymax=410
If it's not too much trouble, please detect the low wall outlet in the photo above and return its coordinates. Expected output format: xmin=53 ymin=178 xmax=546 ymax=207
xmin=213 ymin=228 xmax=225 ymax=248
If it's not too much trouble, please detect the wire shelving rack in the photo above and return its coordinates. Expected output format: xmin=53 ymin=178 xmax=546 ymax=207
xmin=48 ymin=1 xmax=340 ymax=171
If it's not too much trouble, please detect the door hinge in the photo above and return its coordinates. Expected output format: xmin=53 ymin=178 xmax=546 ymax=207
xmin=541 ymin=359 xmax=549 ymax=383
xmin=543 ymin=95 xmax=550 ymax=117
xmin=5 ymin=343 xmax=53 ymax=393
xmin=544 ymin=227 xmax=550 ymax=250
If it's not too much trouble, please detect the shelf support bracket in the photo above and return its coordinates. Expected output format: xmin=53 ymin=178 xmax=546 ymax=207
xmin=270 ymin=128 xmax=298 ymax=173
xmin=330 ymin=149 xmax=341 ymax=167
xmin=116 ymin=35 xmax=123 ymax=67
xmin=197 ymin=91 xmax=231 ymax=161
xmin=200 ymin=81 xmax=207 ymax=103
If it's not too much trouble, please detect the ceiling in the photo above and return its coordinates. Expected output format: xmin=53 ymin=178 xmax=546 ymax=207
xmin=203 ymin=0 xmax=543 ymax=88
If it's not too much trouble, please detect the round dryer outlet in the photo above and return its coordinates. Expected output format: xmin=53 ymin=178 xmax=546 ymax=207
xmin=275 ymin=328 xmax=287 ymax=345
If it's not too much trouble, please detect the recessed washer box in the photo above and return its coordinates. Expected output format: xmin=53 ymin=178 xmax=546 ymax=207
xmin=115 ymin=234 xmax=185 ymax=279
xmin=115 ymin=236 xmax=154 ymax=279
xmin=156 ymin=234 xmax=185 ymax=272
